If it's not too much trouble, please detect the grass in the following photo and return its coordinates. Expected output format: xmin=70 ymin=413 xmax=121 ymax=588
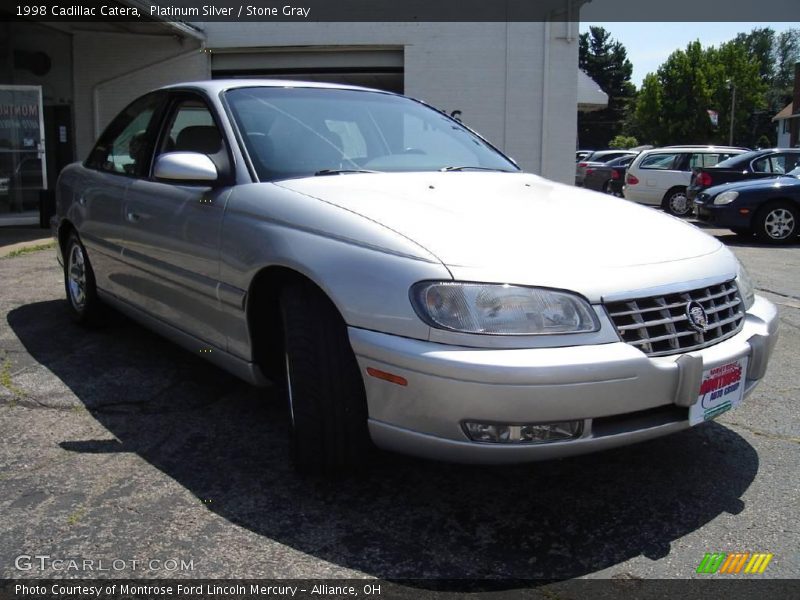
xmin=66 ymin=507 xmax=85 ymax=526
xmin=0 ymin=351 xmax=25 ymax=400
xmin=2 ymin=241 xmax=56 ymax=259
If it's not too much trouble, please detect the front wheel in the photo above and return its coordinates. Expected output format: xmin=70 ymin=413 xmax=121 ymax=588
xmin=663 ymin=188 xmax=692 ymax=217
xmin=280 ymin=280 xmax=371 ymax=473
xmin=755 ymin=202 xmax=798 ymax=244
xmin=64 ymin=231 xmax=101 ymax=324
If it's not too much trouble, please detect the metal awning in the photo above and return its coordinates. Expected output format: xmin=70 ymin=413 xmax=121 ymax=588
xmin=578 ymin=69 xmax=608 ymax=112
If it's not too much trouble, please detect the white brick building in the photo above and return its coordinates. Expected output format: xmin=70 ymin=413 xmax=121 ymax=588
xmin=2 ymin=5 xmax=589 ymax=224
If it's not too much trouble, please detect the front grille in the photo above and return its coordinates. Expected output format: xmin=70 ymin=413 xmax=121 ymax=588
xmin=605 ymin=280 xmax=745 ymax=357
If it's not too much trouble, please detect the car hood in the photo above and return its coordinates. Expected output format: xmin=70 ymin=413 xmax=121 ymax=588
xmin=706 ymin=176 xmax=800 ymax=195
xmin=277 ymin=172 xmax=735 ymax=300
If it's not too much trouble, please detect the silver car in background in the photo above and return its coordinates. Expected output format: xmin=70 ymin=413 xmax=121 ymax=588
xmin=54 ymin=80 xmax=778 ymax=473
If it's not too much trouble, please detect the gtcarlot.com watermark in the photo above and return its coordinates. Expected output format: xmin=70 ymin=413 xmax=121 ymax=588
xmin=15 ymin=554 xmax=195 ymax=572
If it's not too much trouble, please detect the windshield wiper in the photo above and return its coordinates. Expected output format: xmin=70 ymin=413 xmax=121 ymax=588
xmin=439 ymin=166 xmax=514 ymax=172
xmin=314 ymin=169 xmax=380 ymax=176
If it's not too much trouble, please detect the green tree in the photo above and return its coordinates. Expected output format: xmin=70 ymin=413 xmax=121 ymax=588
xmin=630 ymin=38 xmax=767 ymax=147
xmin=706 ymin=41 xmax=767 ymax=146
xmin=608 ymin=135 xmax=638 ymax=149
xmin=657 ymin=41 xmax=716 ymax=145
xmin=630 ymin=73 xmax=663 ymax=145
xmin=578 ymin=26 xmax=636 ymax=149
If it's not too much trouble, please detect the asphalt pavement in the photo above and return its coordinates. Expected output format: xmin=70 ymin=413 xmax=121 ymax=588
xmin=0 ymin=222 xmax=798 ymax=588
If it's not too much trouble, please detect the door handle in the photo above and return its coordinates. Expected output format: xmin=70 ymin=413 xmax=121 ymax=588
xmin=126 ymin=211 xmax=141 ymax=223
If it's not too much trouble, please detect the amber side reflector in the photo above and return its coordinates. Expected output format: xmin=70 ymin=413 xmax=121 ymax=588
xmin=739 ymin=208 xmax=750 ymax=215
xmin=366 ymin=367 xmax=408 ymax=386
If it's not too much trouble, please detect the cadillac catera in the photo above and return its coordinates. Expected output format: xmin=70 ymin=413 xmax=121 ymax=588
xmin=54 ymin=81 xmax=778 ymax=472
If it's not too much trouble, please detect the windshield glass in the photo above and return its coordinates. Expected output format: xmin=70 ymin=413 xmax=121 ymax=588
xmin=224 ymin=87 xmax=518 ymax=180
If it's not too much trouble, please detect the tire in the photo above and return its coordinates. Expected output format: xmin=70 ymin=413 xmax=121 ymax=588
xmin=63 ymin=231 xmax=101 ymax=324
xmin=602 ymin=180 xmax=613 ymax=195
xmin=280 ymin=280 xmax=371 ymax=474
xmin=754 ymin=201 xmax=799 ymax=244
xmin=663 ymin=187 xmax=692 ymax=217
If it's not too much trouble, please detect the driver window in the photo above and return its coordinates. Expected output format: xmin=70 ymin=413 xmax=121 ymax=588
xmin=159 ymin=99 xmax=222 ymax=158
xmin=86 ymin=93 xmax=162 ymax=177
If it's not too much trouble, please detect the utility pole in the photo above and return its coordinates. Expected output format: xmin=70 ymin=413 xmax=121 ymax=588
xmin=728 ymin=81 xmax=736 ymax=146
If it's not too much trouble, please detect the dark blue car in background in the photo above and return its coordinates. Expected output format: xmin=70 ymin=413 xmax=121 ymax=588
xmin=694 ymin=167 xmax=800 ymax=244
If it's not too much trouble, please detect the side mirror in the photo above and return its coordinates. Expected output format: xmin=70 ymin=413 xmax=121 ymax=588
xmin=153 ymin=152 xmax=218 ymax=183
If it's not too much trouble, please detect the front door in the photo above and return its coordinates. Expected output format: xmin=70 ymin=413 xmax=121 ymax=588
xmin=119 ymin=95 xmax=231 ymax=348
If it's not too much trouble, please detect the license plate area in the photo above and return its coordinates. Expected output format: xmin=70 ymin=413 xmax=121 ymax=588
xmin=689 ymin=356 xmax=748 ymax=425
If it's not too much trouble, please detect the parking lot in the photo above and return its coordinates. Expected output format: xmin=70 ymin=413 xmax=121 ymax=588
xmin=0 ymin=221 xmax=798 ymax=586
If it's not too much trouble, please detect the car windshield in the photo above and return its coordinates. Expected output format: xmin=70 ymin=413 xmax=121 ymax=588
xmin=225 ymin=87 xmax=518 ymax=180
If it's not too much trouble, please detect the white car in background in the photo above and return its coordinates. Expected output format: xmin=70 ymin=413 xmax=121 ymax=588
xmin=624 ymin=146 xmax=748 ymax=216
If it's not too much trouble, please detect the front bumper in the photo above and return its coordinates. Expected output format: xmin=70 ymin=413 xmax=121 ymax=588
xmin=694 ymin=201 xmax=753 ymax=229
xmin=349 ymin=295 xmax=778 ymax=464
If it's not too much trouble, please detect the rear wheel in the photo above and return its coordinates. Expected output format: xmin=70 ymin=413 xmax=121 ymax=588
xmin=663 ymin=187 xmax=692 ymax=217
xmin=280 ymin=280 xmax=371 ymax=473
xmin=63 ymin=231 xmax=101 ymax=324
xmin=755 ymin=202 xmax=798 ymax=244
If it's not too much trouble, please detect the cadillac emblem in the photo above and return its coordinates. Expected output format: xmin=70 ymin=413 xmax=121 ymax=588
xmin=686 ymin=301 xmax=709 ymax=333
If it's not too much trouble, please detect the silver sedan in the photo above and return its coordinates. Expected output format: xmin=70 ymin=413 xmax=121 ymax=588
xmin=54 ymin=80 xmax=778 ymax=473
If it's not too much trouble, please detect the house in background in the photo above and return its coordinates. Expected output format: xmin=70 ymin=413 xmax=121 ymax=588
xmin=772 ymin=63 xmax=800 ymax=148
xmin=773 ymin=102 xmax=797 ymax=148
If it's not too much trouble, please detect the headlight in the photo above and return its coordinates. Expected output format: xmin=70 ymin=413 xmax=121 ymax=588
xmin=714 ymin=190 xmax=739 ymax=205
xmin=736 ymin=262 xmax=755 ymax=310
xmin=410 ymin=282 xmax=599 ymax=335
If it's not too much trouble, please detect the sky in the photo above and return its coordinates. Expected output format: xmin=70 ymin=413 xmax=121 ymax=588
xmin=580 ymin=22 xmax=800 ymax=88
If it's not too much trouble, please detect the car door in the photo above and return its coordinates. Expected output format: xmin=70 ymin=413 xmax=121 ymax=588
xmin=79 ymin=92 xmax=166 ymax=297
xmin=117 ymin=93 xmax=233 ymax=348
xmin=638 ymin=151 xmax=683 ymax=201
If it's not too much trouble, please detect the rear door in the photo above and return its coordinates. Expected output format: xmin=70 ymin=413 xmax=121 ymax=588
xmin=118 ymin=93 xmax=233 ymax=348
xmin=637 ymin=151 xmax=684 ymax=201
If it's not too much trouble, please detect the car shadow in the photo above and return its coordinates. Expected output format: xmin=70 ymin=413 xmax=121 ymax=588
xmin=690 ymin=219 xmax=799 ymax=248
xmin=7 ymin=300 xmax=760 ymax=586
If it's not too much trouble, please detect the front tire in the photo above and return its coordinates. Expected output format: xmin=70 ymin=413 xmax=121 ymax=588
xmin=663 ymin=187 xmax=692 ymax=217
xmin=64 ymin=231 xmax=101 ymax=324
xmin=755 ymin=202 xmax=798 ymax=244
xmin=280 ymin=280 xmax=371 ymax=473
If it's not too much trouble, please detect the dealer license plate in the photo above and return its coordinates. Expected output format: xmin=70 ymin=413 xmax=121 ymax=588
xmin=689 ymin=356 xmax=748 ymax=426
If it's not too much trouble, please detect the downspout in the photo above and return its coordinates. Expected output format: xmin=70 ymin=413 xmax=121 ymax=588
xmin=540 ymin=19 xmax=550 ymax=175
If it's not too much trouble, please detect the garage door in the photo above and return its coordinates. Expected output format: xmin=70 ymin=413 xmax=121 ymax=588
xmin=211 ymin=47 xmax=404 ymax=93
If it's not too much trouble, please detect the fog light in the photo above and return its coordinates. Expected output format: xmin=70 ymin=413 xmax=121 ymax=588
xmin=463 ymin=421 xmax=583 ymax=444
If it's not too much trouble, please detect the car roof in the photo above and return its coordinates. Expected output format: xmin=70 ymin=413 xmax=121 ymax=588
xmin=162 ymin=78 xmax=387 ymax=95
xmin=643 ymin=146 xmax=748 ymax=153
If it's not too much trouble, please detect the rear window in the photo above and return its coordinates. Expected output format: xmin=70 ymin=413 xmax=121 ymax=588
xmin=715 ymin=151 xmax=761 ymax=169
xmin=752 ymin=153 xmax=800 ymax=174
xmin=689 ymin=153 xmax=738 ymax=168
xmin=639 ymin=153 xmax=679 ymax=170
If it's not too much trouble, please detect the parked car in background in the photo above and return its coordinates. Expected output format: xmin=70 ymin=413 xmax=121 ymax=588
xmin=688 ymin=148 xmax=800 ymax=201
xmin=576 ymin=150 xmax=593 ymax=162
xmin=582 ymin=154 xmax=636 ymax=196
xmin=624 ymin=146 xmax=748 ymax=216
xmin=576 ymin=150 xmax=637 ymax=186
xmin=694 ymin=166 xmax=800 ymax=243
xmin=54 ymin=80 xmax=778 ymax=473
